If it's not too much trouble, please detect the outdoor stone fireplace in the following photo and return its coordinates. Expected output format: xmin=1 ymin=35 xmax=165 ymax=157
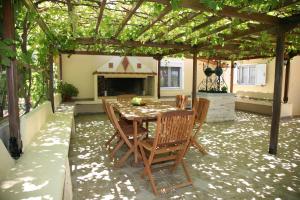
xmin=93 ymin=56 xmax=156 ymax=100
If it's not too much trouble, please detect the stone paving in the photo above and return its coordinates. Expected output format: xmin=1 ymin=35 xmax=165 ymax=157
xmin=69 ymin=112 xmax=300 ymax=200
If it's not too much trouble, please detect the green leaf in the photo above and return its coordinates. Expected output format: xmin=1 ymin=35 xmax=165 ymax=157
xmin=170 ymin=0 xmax=181 ymax=10
xmin=1 ymin=57 xmax=11 ymax=67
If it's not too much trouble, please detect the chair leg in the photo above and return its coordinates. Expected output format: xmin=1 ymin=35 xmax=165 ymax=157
xmin=115 ymin=146 xmax=134 ymax=168
xmin=182 ymin=160 xmax=193 ymax=185
xmin=139 ymin=144 xmax=158 ymax=195
xmin=145 ymin=121 xmax=149 ymax=139
xmin=191 ymin=138 xmax=208 ymax=155
xmin=110 ymin=140 xmax=124 ymax=158
xmin=170 ymin=147 xmax=188 ymax=173
xmin=105 ymin=132 xmax=118 ymax=147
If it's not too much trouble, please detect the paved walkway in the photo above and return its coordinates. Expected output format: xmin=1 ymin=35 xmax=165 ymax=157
xmin=69 ymin=112 xmax=300 ymax=199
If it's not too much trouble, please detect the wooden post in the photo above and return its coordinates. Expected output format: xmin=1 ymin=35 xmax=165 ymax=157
xmin=283 ymin=58 xmax=290 ymax=103
xmin=269 ymin=30 xmax=285 ymax=155
xmin=154 ymin=55 xmax=163 ymax=99
xmin=59 ymin=53 xmax=63 ymax=80
xmin=48 ymin=46 xmax=54 ymax=112
xmin=3 ymin=0 xmax=22 ymax=158
xmin=230 ymin=60 xmax=234 ymax=93
xmin=192 ymin=50 xmax=198 ymax=106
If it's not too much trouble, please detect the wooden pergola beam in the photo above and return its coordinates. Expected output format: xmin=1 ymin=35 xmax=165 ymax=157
xmin=199 ymin=24 xmax=274 ymax=49
xmin=192 ymin=49 xmax=198 ymax=106
xmin=66 ymin=0 xmax=76 ymax=33
xmin=3 ymin=0 xmax=22 ymax=158
xmin=185 ymin=22 xmax=232 ymax=43
xmin=114 ymin=0 xmax=144 ymax=38
xmin=162 ymin=23 xmax=274 ymax=56
xmin=230 ymin=60 xmax=234 ymax=93
xmin=147 ymin=0 xmax=281 ymax=25
xmin=153 ymin=55 xmax=163 ymax=98
xmin=136 ymin=5 xmax=172 ymax=39
xmin=60 ymin=50 xmax=162 ymax=57
xmin=153 ymin=12 xmax=201 ymax=41
xmin=269 ymin=29 xmax=285 ymax=155
xmin=169 ymin=1 xmax=298 ymax=42
xmin=23 ymin=0 xmax=55 ymax=41
xmin=171 ymin=16 xmax=223 ymax=41
xmin=75 ymin=37 xmax=191 ymax=49
xmin=283 ymin=58 xmax=290 ymax=103
xmin=95 ymin=0 xmax=107 ymax=35
xmin=48 ymin=45 xmax=54 ymax=112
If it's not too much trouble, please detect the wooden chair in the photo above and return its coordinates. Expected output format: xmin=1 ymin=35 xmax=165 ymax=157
xmin=102 ymin=99 xmax=119 ymax=148
xmin=191 ymin=98 xmax=210 ymax=155
xmin=105 ymin=101 xmax=147 ymax=167
xmin=176 ymin=95 xmax=188 ymax=109
xmin=139 ymin=110 xmax=196 ymax=195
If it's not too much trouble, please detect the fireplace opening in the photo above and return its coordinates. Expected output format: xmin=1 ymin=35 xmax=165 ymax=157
xmin=106 ymin=78 xmax=144 ymax=96
xmin=98 ymin=76 xmax=153 ymax=96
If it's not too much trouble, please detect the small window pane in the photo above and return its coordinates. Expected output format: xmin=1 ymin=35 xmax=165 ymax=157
xmin=249 ymin=67 xmax=256 ymax=84
xmin=160 ymin=67 xmax=168 ymax=87
xmin=160 ymin=66 xmax=181 ymax=88
xmin=242 ymin=67 xmax=249 ymax=84
xmin=171 ymin=67 xmax=180 ymax=87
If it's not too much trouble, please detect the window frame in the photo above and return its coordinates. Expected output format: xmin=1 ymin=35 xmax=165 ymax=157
xmin=237 ymin=64 xmax=257 ymax=86
xmin=160 ymin=59 xmax=184 ymax=90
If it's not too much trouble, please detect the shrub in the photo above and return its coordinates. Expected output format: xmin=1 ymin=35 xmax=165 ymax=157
xmin=57 ymin=81 xmax=79 ymax=101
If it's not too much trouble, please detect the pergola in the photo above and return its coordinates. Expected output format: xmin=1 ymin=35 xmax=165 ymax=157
xmin=3 ymin=0 xmax=300 ymax=158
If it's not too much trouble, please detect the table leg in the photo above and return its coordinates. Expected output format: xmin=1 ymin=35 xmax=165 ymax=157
xmin=133 ymin=120 xmax=138 ymax=163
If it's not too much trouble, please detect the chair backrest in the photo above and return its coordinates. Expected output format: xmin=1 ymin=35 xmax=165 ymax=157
xmin=105 ymin=101 xmax=132 ymax=147
xmin=154 ymin=110 xmax=195 ymax=147
xmin=175 ymin=95 xmax=188 ymax=109
xmin=102 ymin=99 xmax=117 ymax=130
xmin=117 ymin=94 xmax=136 ymax=102
xmin=193 ymin=98 xmax=210 ymax=126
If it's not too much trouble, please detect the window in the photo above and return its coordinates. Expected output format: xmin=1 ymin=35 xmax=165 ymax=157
xmin=236 ymin=64 xmax=266 ymax=85
xmin=160 ymin=59 xmax=183 ymax=89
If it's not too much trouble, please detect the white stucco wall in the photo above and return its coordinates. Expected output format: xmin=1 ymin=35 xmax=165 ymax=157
xmin=61 ymin=55 xmax=157 ymax=99
xmin=233 ymin=58 xmax=275 ymax=93
xmin=288 ymin=56 xmax=300 ymax=116
xmin=233 ymin=56 xmax=300 ymax=116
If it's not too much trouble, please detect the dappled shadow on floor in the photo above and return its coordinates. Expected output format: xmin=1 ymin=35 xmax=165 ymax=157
xmin=69 ymin=112 xmax=300 ymax=200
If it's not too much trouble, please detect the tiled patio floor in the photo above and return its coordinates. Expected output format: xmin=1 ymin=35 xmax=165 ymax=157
xmin=69 ymin=112 xmax=300 ymax=200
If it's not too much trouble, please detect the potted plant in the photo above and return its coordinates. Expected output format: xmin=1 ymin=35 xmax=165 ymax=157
xmin=57 ymin=81 xmax=79 ymax=102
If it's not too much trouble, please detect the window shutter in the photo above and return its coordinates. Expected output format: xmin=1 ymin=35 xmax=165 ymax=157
xmin=255 ymin=64 xmax=266 ymax=85
xmin=234 ymin=66 xmax=239 ymax=84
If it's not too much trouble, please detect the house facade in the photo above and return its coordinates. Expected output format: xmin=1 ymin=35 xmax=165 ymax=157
xmin=57 ymin=54 xmax=300 ymax=116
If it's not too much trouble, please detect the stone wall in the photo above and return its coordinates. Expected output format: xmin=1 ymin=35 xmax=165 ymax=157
xmin=197 ymin=92 xmax=235 ymax=122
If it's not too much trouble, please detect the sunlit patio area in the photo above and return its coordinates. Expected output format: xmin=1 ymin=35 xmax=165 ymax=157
xmin=70 ymin=112 xmax=300 ymax=199
xmin=1 ymin=0 xmax=300 ymax=199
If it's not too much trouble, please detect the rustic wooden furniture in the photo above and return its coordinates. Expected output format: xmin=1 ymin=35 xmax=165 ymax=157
xmin=191 ymin=98 xmax=210 ymax=154
xmin=104 ymin=101 xmax=148 ymax=167
xmin=102 ymin=99 xmax=122 ymax=148
xmin=176 ymin=95 xmax=188 ymax=109
xmin=113 ymin=99 xmax=178 ymax=164
xmin=139 ymin=110 xmax=196 ymax=195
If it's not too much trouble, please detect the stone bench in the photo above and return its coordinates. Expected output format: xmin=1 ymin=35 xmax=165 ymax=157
xmin=0 ymin=101 xmax=74 ymax=200
xmin=235 ymin=91 xmax=292 ymax=117
xmin=235 ymin=91 xmax=273 ymax=115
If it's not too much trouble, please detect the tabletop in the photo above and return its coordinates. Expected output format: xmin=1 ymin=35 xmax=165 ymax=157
xmin=113 ymin=99 xmax=178 ymax=120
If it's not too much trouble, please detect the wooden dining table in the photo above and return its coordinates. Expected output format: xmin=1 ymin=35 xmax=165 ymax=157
xmin=113 ymin=99 xmax=178 ymax=164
